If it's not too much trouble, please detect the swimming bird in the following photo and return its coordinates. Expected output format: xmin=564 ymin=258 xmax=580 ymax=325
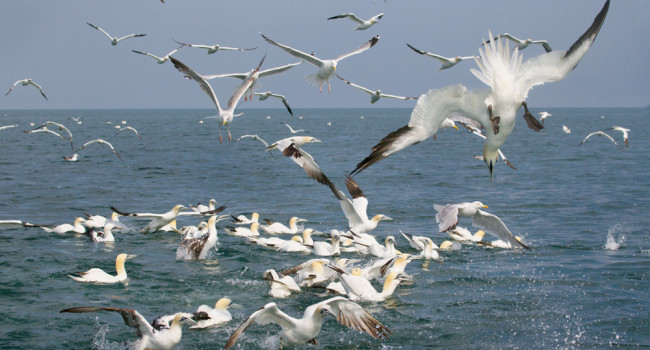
xmin=225 ymin=222 xmax=260 ymax=237
xmin=76 ymin=139 xmax=121 ymax=160
xmin=131 ymin=46 xmax=182 ymax=64
xmin=224 ymin=296 xmax=390 ymax=349
xmin=59 ymin=307 xmax=197 ymax=350
xmin=327 ymin=13 xmax=384 ymax=30
xmin=457 ymin=121 xmax=516 ymax=170
xmin=42 ymin=217 xmax=87 ymax=234
xmin=175 ymin=215 xmax=221 ymax=260
xmin=68 ymin=253 xmax=136 ymax=284
xmin=351 ymin=1 xmax=609 ymax=181
xmin=189 ymin=198 xmax=218 ymax=214
xmin=367 ymin=236 xmax=398 ymax=258
xmin=169 ymin=55 xmax=264 ymax=143
xmin=562 ymin=125 xmax=572 ymax=134
xmin=274 ymin=236 xmax=312 ymax=253
xmin=260 ymin=216 xmax=307 ymax=235
xmin=87 ymin=22 xmax=146 ymax=46
xmin=280 ymin=122 xmax=308 ymax=134
xmin=132 ymin=205 xmax=187 ymax=234
xmin=539 ymin=111 xmax=552 ymax=124
xmin=267 ymin=136 xmax=331 ymax=185
xmin=607 ymin=126 xmax=630 ymax=147
xmin=279 ymin=258 xmax=334 ymax=287
xmin=89 ymin=223 xmax=120 ymax=242
xmin=446 ymin=226 xmax=485 ymax=243
xmin=231 ymin=212 xmax=260 ymax=225
xmin=434 ymin=202 xmax=529 ymax=250
xmin=577 ymin=131 xmax=618 ymax=147
xmin=478 ymin=236 xmax=527 ymax=249
xmin=489 ymin=33 xmax=553 ymax=52
xmin=261 ymin=33 xmax=380 ymax=93
xmin=313 ymin=231 xmax=342 ymax=256
xmin=329 ymin=265 xmax=405 ymax=302
xmin=400 ymin=232 xmax=442 ymax=260
xmin=63 ymin=153 xmax=79 ymax=162
xmin=5 ymin=78 xmax=48 ymax=100
xmin=264 ymin=269 xmax=301 ymax=298
xmin=115 ymin=126 xmax=143 ymax=140
xmin=336 ymin=75 xmax=417 ymax=104
xmin=406 ymin=44 xmax=476 ymax=70
xmin=190 ymin=298 xmax=233 ymax=329
xmin=173 ymin=39 xmax=257 ymax=54
xmin=254 ymin=92 xmax=294 ymax=116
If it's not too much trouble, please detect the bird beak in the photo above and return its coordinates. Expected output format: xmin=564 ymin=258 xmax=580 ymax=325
xmin=222 ymin=120 xmax=227 ymax=125
xmin=453 ymin=125 xmax=459 ymax=130
xmin=382 ymin=216 xmax=394 ymax=221
xmin=482 ymin=205 xmax=489 ymax=209
xmin=126 ymin=254 xmax=138 ymax=260
xmin=296 ymin=218 xmax=308 ymax=223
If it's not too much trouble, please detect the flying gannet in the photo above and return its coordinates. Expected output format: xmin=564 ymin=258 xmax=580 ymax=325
xmin=5 ymin=78 xmax=48 ymax=100
xmin=577 ymin=131 xmax=618 ymax=147
xmin=131 ymin=46 xmax=182 ymax=64
xmin=281 ymin=122 xmax=308 ymax=134
xmin=254 ymin=92 xmax=294 ymax=116
xmin=173 ymin=39 xmax=257 ymax=54
xmin=406 ymin=44 xmax=476 ymax=70
xmin=337 ymin=75 xmax=417 ymax=104
xmin=76 ymin=139 xmax=121 ymax=160
xmin=539 ymin=111 xmax=552 ymax=124
xmin=115 ymin=126 xmax=143 ymax=140
xmin=327 ymin=13 xmax=384 ymax=30
xmin=607 ymin=126 xmax=630 ymax=147
xmin=87 ymin=22 xmax=146 ymax=46
xmin=489 ymin=33 xmax=553 ymax=52
xmin=68 ymin=253 xmax=136 ymax=284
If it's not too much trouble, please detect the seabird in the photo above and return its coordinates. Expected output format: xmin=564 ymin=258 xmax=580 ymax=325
xmin=261 ymin=33 xmax=380 ymax=93
xmin=400 ymin=231 xmax=441 ymax=260
xmin=279 ymin=258 xmax=335 ymax=287
xmin=267 ymin=136 xmax=331 ymax=186
xmin=190 ymin=298 xmax=233 ymax=329
xmin=260 ymin=216 xmax=307 ymax=235
xmin=0 ymin=124 xmax=18 ymax=131
xmin=351 ymin=1 xmax=609 ymax=181
xmin=87 ymin=22 xmax=146 ymax=46
xmin=457 ymin=121 xmax=517 ymax=170
xmin=367 ymin=236 xmax=398 ymax=258
xmin=539 ymin=111 xmax=552 ymax=124
xmin=115 ymin=126 xmax=143 ymax=140
xmin=254 ymin=92 xmax=294 ymax=116
xmin=68 ymin=253 xmax=136 ymax=284
xmin=336 ymin=75 xmax=417 ymax=104
xmin=225 ymin=222 xmax=260 ymax=237
xmin=224 ymin=296 xmax=390 ymax=348
xmin=406 ymin=44 xmax=476 ymax=70
xmin=89 ymin=223 xmax=120 ymax=242
xmin=327 ymin=13 xmax=384 ymax=30
xmin=446 ymin=226 xmax=485 ymax=243
xmin=24 ymin=126 xmax=71 ymax=148
xmin=175 ymin=215 xmax=222 ymax=260
xmin=76 ymin=139 xmax=121 ymax=160
xmin=562 ymin=125 xmax=572 ymax=134
xmin=489 ymin=33 xmax=553 ymax=52
xmin=5 ymin=78 xmax=48 ymax=100
xmin=329 ymin=265 xmax=406 ymax=302
xmin=263 ymin=269 xmax=301 ymax=298
xmin=63 ymin=153 xmax=79 ymax=162
xmin=280 ymin=122 xmax=308 ymax=134
xmin=312 ymin=231 xmax=342 ymax=257
xmin=434 ymin=202 xmax=530 ymax=250
xmin=577 ymin=131 xmax=618 ymax=147
xmin=30 ymin=121 xmax=74 ymax=148
xmin=231 ymin=212 xmax=259 ymax=225
xmin=173 ymin=39 xmax=257 ymax=54
xmin=42 ymin=217 xmax=87 ymax=234
xmin=607 ymin=126 xmax=630 ymax=147
xmin=131 ymin=46 xmax=182 ymax=64
xmin=189 ymin=198 xmax=218 ymax=213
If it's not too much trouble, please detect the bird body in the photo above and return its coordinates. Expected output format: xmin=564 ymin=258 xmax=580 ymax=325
xmin=327 ymin=13 xmax=384 ymax=30
xmin=260 ymin=216 xmax=307 ymax=235
xmin=5 ymin=78 xmax=48 ymax=100
xmin=87 ymin=22 xmax=146 ymax=46
xmin=141 ymin=205 xmax=187 ymax=234
xmin=406 ymin=44 xmax=475 ymax=70
xmin=175 ymin=215 xmax=220 ymax=260
xmin=68 ymin=253 xmax=135 ymax=284
xmin=42 ymin=217 xmax=86 ymax=234
xmin=190 ymin=298 xmax=233 ymax=329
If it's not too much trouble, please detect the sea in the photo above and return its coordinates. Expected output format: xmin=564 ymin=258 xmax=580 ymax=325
xmin=0 ymin=107 xmax=648 ymax=349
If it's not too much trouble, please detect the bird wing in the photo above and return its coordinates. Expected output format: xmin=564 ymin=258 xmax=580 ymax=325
xmin=406 ymin=44 xmax=444 ymax=60
xmin=169 ymin=56 xmax=222 ymax=112
xmin=258 ymin=61 xmax=302 ymax=78
xmin=531 ymin=40 xmax=553 ymax=52
xmin=261 ymin=34 xmax=324 ymax=67
xmin=379 ymin=93 xmax=416 ymax=101
xmin=280 ymin=143 xmax=332 ymax=186
xmin=328 ymin=13 xmax=364 ymax=24
xmin=578 ymin=131 xmax=617 ymax=146
xmin=59 ymin=307 xmax=154 ymax=339
xmin=4 ymin=81 xmax=20 ymax=96
xmin=473 ymin=209 xmax=529 ymax=249
xmin=274 ymin=94 xmax=293 ymax=116
xmin=217 ymin=45 xmax=258 ymax=51
xmin=237 ymin=134 xmax=269 ymax=147
xmin=116 ymin=33 xmax=146 ymax=42
xmin=132 ymin=50 xmax=162 ymax=61
xmin=345 ymin=175 xmax=369 ymax=223
xmin=434 ymin=204 xmax=460 ymax=233
xmin=226 ymin=55 xmax=265 ymax=112
xmin=201 ymin=72 xmax=249 ymax=80
xmin=336 ymin=75 xmax=373 ymax=95
xmin=224 ymin=303 xmax=297 ymax=349
xmin=29 ymin=81 xmax=48 ymax=100
xmin=320 ymin=297 xmax=392 ymax=339
xmin=87 ymin=23 xmax=113 ymax=40
xmin=334 ymin=35 xmax=380 ymax=61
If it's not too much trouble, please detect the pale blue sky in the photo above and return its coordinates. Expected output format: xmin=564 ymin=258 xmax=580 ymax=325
xmin=1 ymin=0 xmax=647 ymax=109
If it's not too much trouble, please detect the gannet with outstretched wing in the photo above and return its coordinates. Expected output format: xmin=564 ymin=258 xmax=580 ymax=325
xmin=607 ymin=126 xmax=630 ymax=147
xmin=254 ymin=91 xmax=294 ymax=116
xmin=173 ymin=39 xmax=257 ymax=54
xmin=406 ymin=44 xmax=476 ymax=70
xmin=327 ymin=13 xmax=384 ymax=30
xmin=131 ymin=46 xmax=182 ymax=64
xmin=577 ymin=130 xmax=618 ymax=147
xmin=337 ymin=75 xmax=417 ymax=104
xmin=5 ymin=78 xmax=48 ymax=100
xmin=76 ymin=139 xmax=121 ymax=160
xmin=489 ymin=33 xmax=553 ymax=52
xmin=87 ymin=22 xmax=146 ymax=46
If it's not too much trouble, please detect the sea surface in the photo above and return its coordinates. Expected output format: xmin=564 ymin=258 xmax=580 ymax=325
xmin=0 ymin=107 xmax=648 ymax=349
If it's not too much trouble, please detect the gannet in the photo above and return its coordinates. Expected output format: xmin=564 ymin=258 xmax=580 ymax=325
xmin=60 ymin=307 xmax=197 ymax=350
xmin=562 ymin=125 xmax=572 ymax=134
xmin=539 ymin=111 xmax=552 ymax=124
xmin=607 ymin=126 xmax=630 ymax=147
xmin=264 ymin=269 xmax=301 ymax=298
xmin=0 ymin=124 xmax=18 ymax=131
xmin=478 ymin=236 xmax=527 ymax=249
xmin=406 ymin=44 xmax=476 ymax=70
xmin=87 ymin=22 xmax=146 ymax=46
xmin=175 ymin=215 xmax=221 ymax=260
xmin=367 ymin=236 xmax=398 ymax=258
xmin=279 ymin=258 xmax=339 ymax=287
xmin=260 ymin=216 xmax=307 ymax=235
xmin=115 ymin=126 xmax=143 ymax=140
xmin=42 ymin=217 xmax=87 ymax=234
xmin=330 ymin=265 xmax=405 ymax=302
xmin=63 ymin=153 xmax=79 ymax=162
xmin=173 ymin=39 xmax=257 ymax=54
xmin=351 ymin=0 xmax=609 ymax=181
xmin=577 ymin=131 xmax=618 ymax=147
xmin=24 ymin=126 xmax=71 ymax=147
xmin=76 ymin=138 xmax=121 ymax=160
xmin=225 ymin=222 xmax=260 ymax=237
xmin=275 ymin=236 xmax=312 ymax=253
xmin=231 ymin=212 xmax=259 ymax=225
xmin=89 ymin=223 xmax=120 ymax=242
xmin=0 ymin=219 xmax=52 ymax=228
xmin=381 ymin=254 xmax=415 ymax=278
xmin=446 ymin=226 xmax=485 ymax=243
xmin=327 ymin=13 xmax=384 ymax=30
xmin=131 ymin=46 xmax=182 ymax=64
xmin=435 ymin=202 xmax=530 ymax=250
xmin=68 ymin=253 xmax=136 ymax=284
xmin=267 ymin=136 xmax=332 ymax=185
xmin=489 ymin=33 xmax=553 ymax=52
xmin=457 ymin=121 xmax=517 ymax=170
xmin=30 ymin=121 xmax=73 ymax=149
xmin=224 ymin=296 xmax=390 ymax=349
xmin=189 ymin=198 xmax=218 ymax=213
xmin=83 ymin=211 xmax=121 ymax=229
xmin=169 ymin=55 xmax=264 ymax=143
xmin=5 ymin=78 xmax=48 ymax=100
xmin=261 ymin=33 xmax=380 ymax=92
xmin=313 ymin=231 xmax=341 ymax=257
xmin=190 ymin=298 xmax=233 ymax=329
xmin=140 ymin=205 xmax=187 ymax=234
xmin=281 ymin=122 xmax=308 ymax=134
xmin=337 ymin=75 xmax=418 ymax=104
xmin=177 ymin=221 xmax=208 ymax=239
xmin=254 ymin=92 xmax=294 ymax=116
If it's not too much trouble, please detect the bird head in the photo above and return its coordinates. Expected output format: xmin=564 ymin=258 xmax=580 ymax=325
xmin=215 ymin=298 xmax=232 ymax=310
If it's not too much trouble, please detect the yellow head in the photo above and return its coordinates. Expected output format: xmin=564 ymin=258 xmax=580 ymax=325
xmin=251 ymin=212 xmax=259 ymax=221
xmin=351 ymin=267 xmax=362 ymax=276
xmin=311 ymin=261 xmax=324 ymax=273
xmin=474 ymin=230 xmax=485 ymax=240
xmin=440 ymin=240 xmax=454 ymax=250
xmin=215 ymin=298 xmax=232 ymax=310
xmin=291 ymin=235 xmax=303 ymax=243
xmin=73 ymin=217 xmax=85 ymax=225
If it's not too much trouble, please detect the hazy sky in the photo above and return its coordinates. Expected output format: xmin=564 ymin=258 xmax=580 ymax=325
xmin=1 ymin=0 xmax=647 ymax=110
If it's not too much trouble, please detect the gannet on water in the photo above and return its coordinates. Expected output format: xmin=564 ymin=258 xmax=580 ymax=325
xmin=189 ymin=198 xmax=218 ymax=214
xmin=139 ymin=205 xmax=187 ymax=234
xmin=367 ymin=236 xmax=398 ymax=258
xmin=327 ymin=13 xmax=384 ymax=30
xmin=190 ymin=298 xmax=233 ymax=329
xmin=60 ymin=307 xmax=198 ymax=350
xmin=406 ymin=44 xmax=476 ymax=70
xmin=173 ymin=39 xmax=257 ymax=54
xmin=224 ymin=296 xmax=391 ymax=348
xmin=261 ymin=33 xmax=380 ymax=93
xmin=42 ymin=217 xmax=87 ymax=234
xmin=446 ymin=226 xmax=485 ymax=243
xmin=275 ymin=236 xmax=313 ymax=253
xmin=83 ymin=211 xmax=121 ymax=229
xmin=264 ymin=269 xmax=301 ymax=298
xmin=231 ymin=212 xmax=259 ymax=225
xmin=336 ymin=75 xmax=417 ymax=104
xmin=478 ymin=236 xmax=527 ymax=249
xmin=260 ymin=216 xmax=307 ymax=235
xmin=5 ymin=78 xmax=48 ymax=100
xmin=254 ymin=92 xmax=294 ymax=116
xmin=87 ymin=22 xmax=146 ymax=46
xmin=68 ymin=253 xmax=136 ymax=284
xmin=329 ymin=265 xmax=405 ymax=302
xmin=225 ymin=222 xmax=260 ymax=237
xmin=89 ymin=223 xmax=120 ymax=242
xmin=607 ymin=126 xmax=630 ymax=147
xmin=312 ymin=231 xmax=342 ymax=257
xmin=577 ymin=131 xmax=618 ymax=147
xmin=175 ymin=215 xmax=222 ymax=260
xmin=131 ymin=46 xmax=182 ymax=64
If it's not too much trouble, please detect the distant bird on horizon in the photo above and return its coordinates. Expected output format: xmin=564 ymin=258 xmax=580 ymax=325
xmin=562 ymin=125 xmax=571 ymax=134
xmin=539 ymin=111 xmax=552 ymax=123
xmin=337 ymin=75 xmax=417 ymax=104
xmin=87 ymin=22 xmax=146 ymax=46
xmin=5 ymin=78 xmax=48 ymax=100
xmin=131 ymin=46 xmax=182 ymax=64
xmin=607 ymin=126 xmax=630 ymax=147
xmin=173 ymin=39 xmax=257 ymax=54
xmin=0 ymin=125 xmax=18 ymax=131
xmin=577 ymin=130 xmax=618 ymax=147
xmin=327 ymin=13 xmax=384 ymax=30
xmin=406 ymin=44 xmax=475 ymax=70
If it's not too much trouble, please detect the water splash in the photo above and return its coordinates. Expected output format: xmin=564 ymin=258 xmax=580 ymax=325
xmin=91 ymin=319 xmax=128 ymax=350
xmin=604 ymin=224 xmax=626 ymax=251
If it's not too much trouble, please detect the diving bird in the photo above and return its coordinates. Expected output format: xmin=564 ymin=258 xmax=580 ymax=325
xmin=173 ymin=39 xmax=257 ymax=54
xmin=406 ymin=44 xmax=475 ymax=70
xmin=115 ymin=126 xmax=143 ymax=140
xmin=577 ymin=131 xmax=618 ymax=147
xmin=261 ymin=33 xmax=380 ymax=93
xmin=539 ymin=111 xmax=552 ymax=124
xmin=169 ymin=55 xmax=265 ymax=143
xmin=190 ymin=298 xmax=233 ymax=329
xmin=351 ymin=1 xmax=609 ymax=181
xmin=5 ymin=78 xmax=48 ymax=100
xmin=434 ymin=202 xmax=530 ymax=250
xmin=281 ymin=122 xmax=308 ymax=134
xmin=59 ymin=307 xmax=198 ymax=350
xmin=76 ymin=138 xmax=121 ymax=160
xmin=131 ymin=46 xmax=182 ymax=64
xmin=457 ymin=121 xmax=517 ymax=170
xmin=254 ymin=91 xmax=294 ymax=116
xmin=336 ymin=75 xmax=417 ymax=104
xmin=489 ymin=33 xmax=553 ymax=52
xmin=327 ymin=13 xmax=384 ymax=30
xmin=607 ymin=126 xmax=630 ymax=147
xmin=267 ymin=136 xmax=330 ymax=185
xmin=224 ymin=296 xmax=391 ymax=349
xmin=68 ymin=253 xmax=136 ymax=284
xmin=87 ymin=22 xmax=146 ymax=46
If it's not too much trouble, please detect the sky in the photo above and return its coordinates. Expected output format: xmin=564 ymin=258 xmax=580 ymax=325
xmin=0 ymin=0 xmax=648 ymax=110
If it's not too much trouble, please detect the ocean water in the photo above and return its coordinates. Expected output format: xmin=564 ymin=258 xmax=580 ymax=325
xmin=0 ymin=107 xmax=648 ymax=349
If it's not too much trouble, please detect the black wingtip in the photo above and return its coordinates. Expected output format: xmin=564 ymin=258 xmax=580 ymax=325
xmin=564 ymin=0 xmax=610 ymax=59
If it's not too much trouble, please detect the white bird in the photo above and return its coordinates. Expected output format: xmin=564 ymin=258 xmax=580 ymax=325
xmin=607 ymin=126 xmax=630 ymax=147
xmin=76 ymin=139 xmax=121 ymax=160
xmin=577 ymin=131 xmax=618 ymax=147
xmin=406 ymin=44 xmax=476 ymax=70
xmin=351 ymin=1 xmax=609 ymax=181
xmin=115 ymin=126 xmax=143 ymax=140
xmin=42 ymin=217 xmax=87 ymax=234
xmin=24 ymin=126 xmax=72 ymax=148
xmin=330 ymin=265 xmax=405 ymax=302
xmin=457 ymin=121 xmax=517 ymax=170
xmin=0 ymin=124 xmax=18 ymax=131
xmin=5 ymin=78 xmax=48 ymax=100
xmin=254 ymin=92 xmax=294 ymax=116
xmin=68 ymin=253 xmax=136 ymax=284
xmin=446 ymin=226 xmax=485 ymax=243
xmin=83 ymin=212 xmax=121 ymax=229
xmin=263 ymin=269 xmax=301 ymax=298
xmin=260 ymin=216 xmax=308 ymax=235
xmin=224 ymin=296 xmax=391 ymax=349
xmin=230 ymin=212 xmax=260 ymax=225
xmin=539 ymin=111 xmax=552 ymax=124
xmin=489 ymin=33 xmax=553 ymax=52
xmin=169 ymin=55 xmax=264 ymax=143
xmin=87 ymin=22 xmax=146 ymax=46
xmin=89 ymin=223 xmax=120 ymax=242
xmin=562 ymin=125 xmax=572 ymax=134
xmin=434 ymin=202 xmax=530 ymax=250
xmin=327 ymin=13 xmax=384 ymax=30
xmin=60 ymin=307 xmax=197 ymax=350
xmin=279 ymin=258 xmax=335 ymax=287
xmin=173 ymin=39 xmax=257 ymax=54
xmin=267 ymin=136 xmax=333 ymax=186
xmin=189 ymin=198 xmax=218 ymax=214
xmin=274 ymin=236 xmax=312 ymax=253
xmin=0 ymin=220 xmax=52 ymax=228
xmin=135 ymin=205 xmax=187 ymax=234
xmin=190 ymin=298 xmax=233 ymax=329
xmin=261 ymin=33 xmax=380 ymax=93
xmin=478 ymin=236 xmax=527 ymax=249
xmin=336 ymin=75 xmax=417 ymax=104
xmin=367 ymin=236 xmax=398 ymax=258
xmin=31 ymin=121 xmax=74 ymax=149
xmin=225 ymin=222 xmax=260 ymax=237
xmin=280 ymin=122 xmax=308 ymax=134
xmin=313 ymin=231 xmax=341 ymax=257
xmin=131 ymin=46 xmax=182 ymax=64
xmin=175 ymin=215 xmax=221 ymax=260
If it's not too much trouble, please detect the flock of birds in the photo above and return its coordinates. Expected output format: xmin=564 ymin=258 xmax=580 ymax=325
xmin=0 ymin=1 xmax=629 ymax=349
